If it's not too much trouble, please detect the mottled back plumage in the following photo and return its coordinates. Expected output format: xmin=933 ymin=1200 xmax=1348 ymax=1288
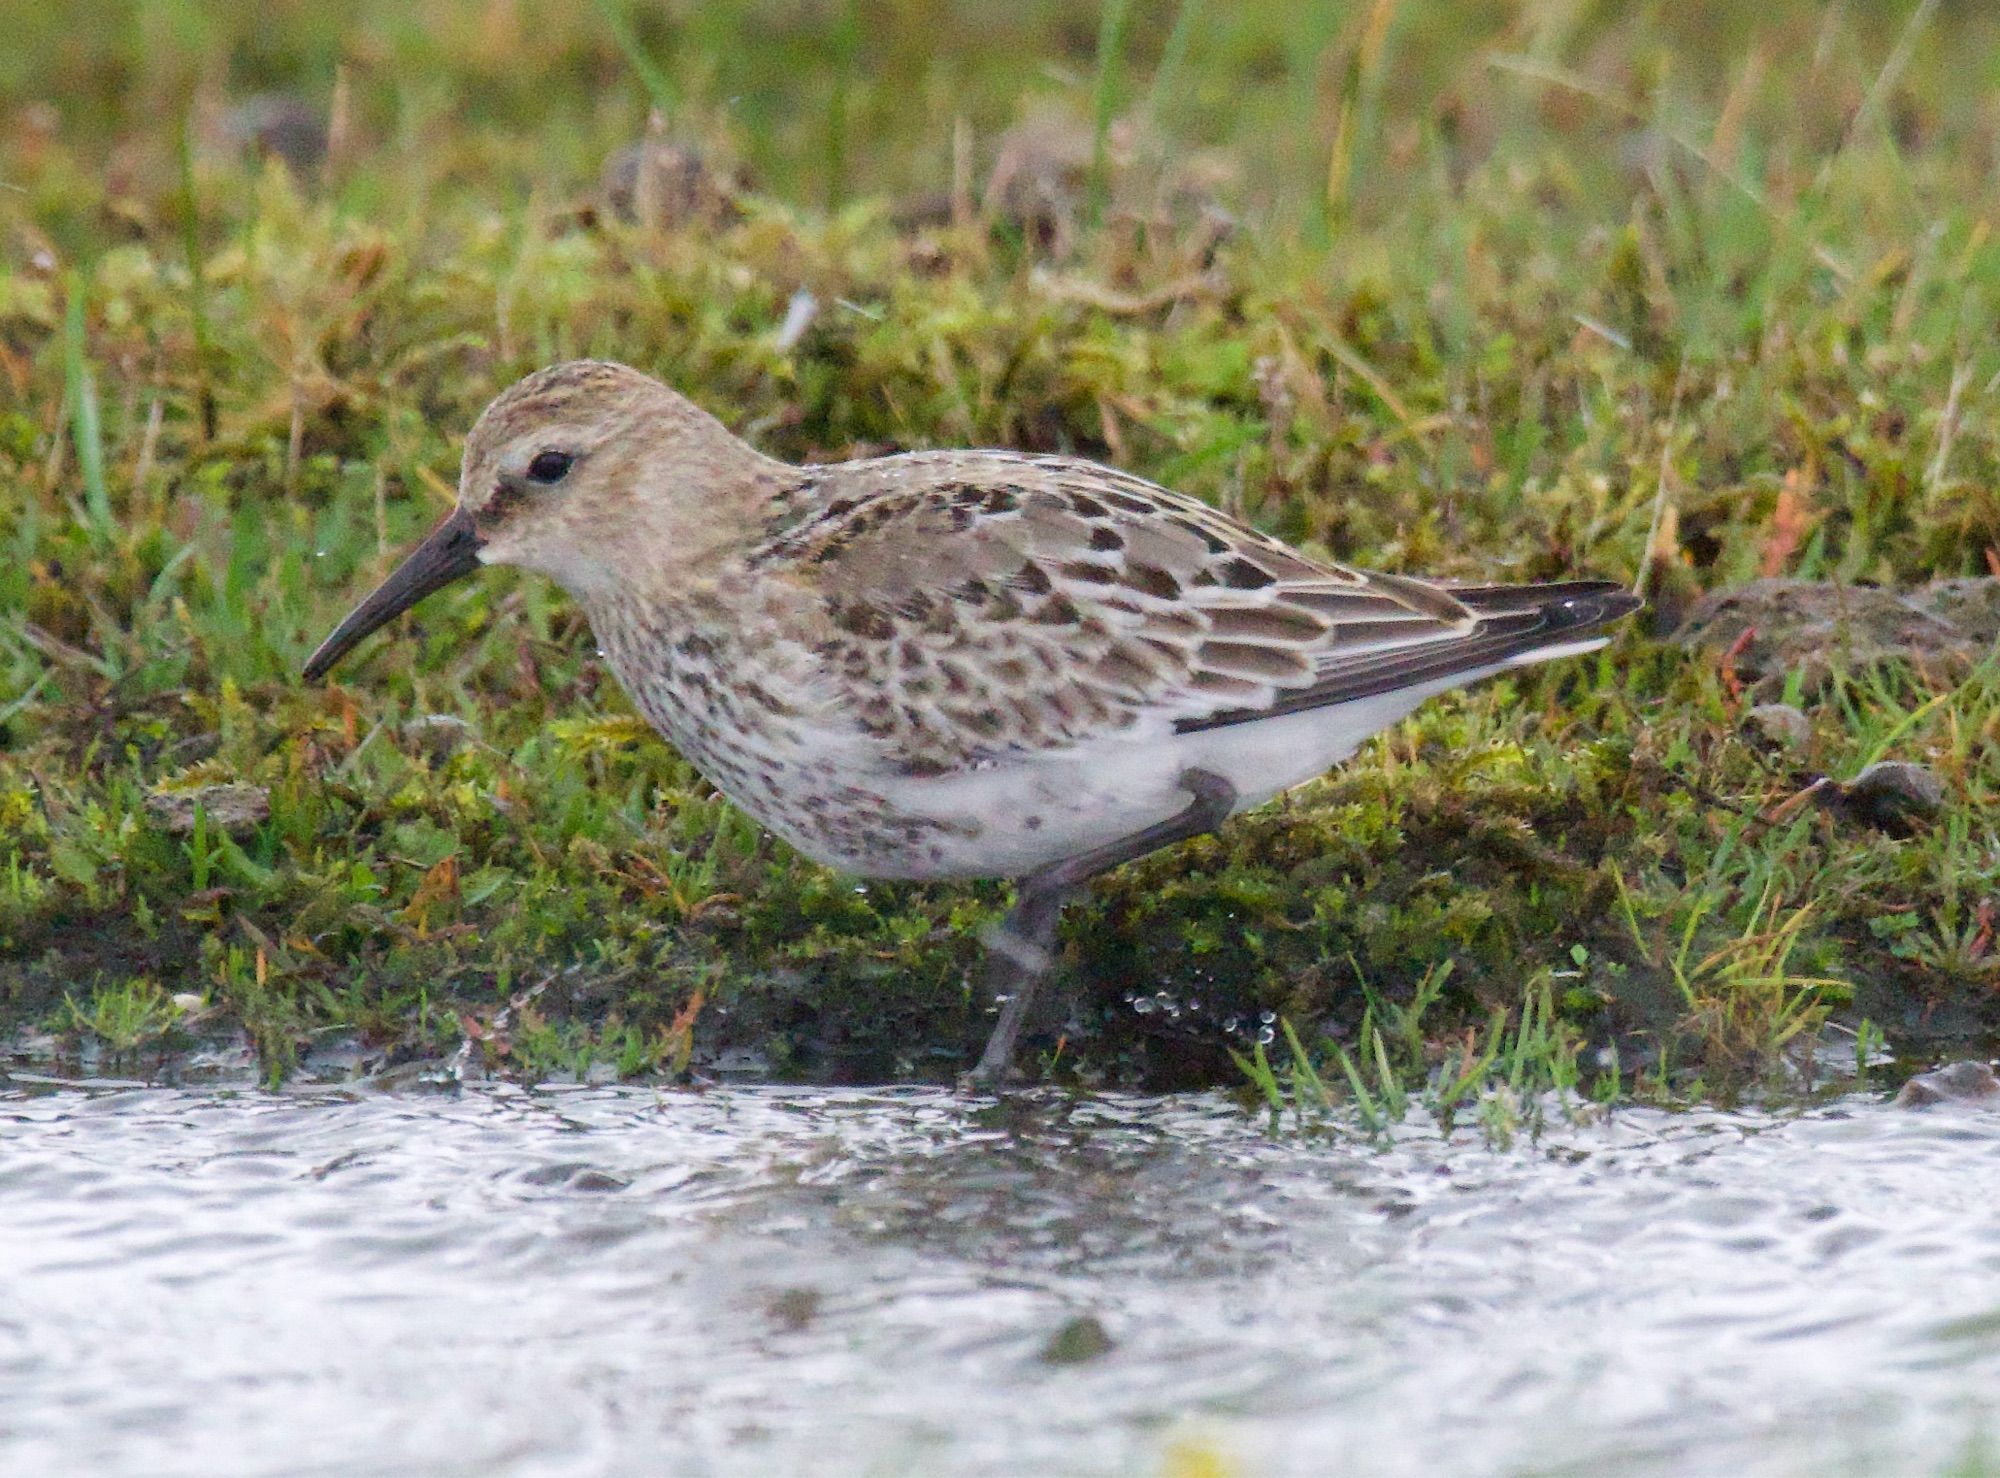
xmin=750 ymin=451 xmax=1629 ymax=779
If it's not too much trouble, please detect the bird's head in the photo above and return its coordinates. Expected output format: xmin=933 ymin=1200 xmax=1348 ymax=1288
xmin=302 ymin=360 xmax=771 ymax=681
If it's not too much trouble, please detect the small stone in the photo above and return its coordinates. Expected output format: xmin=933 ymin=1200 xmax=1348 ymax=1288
xmin=400 ymin=713 xmax=475 ymax=762
xmin=1743 ymin=703 xmax=1811 ymax=751
xmin=220 ymin=93 xmax=327 ymax=172
xmin=600 ymin=138 xmax=742 ymax=228
xmin=1895 ymin=1061 xmax=2000 ymax=1107
xmin=1827 ymin=761 xmax=1945 ymax=833
xmin=1672 ymin=579 xmax=1992 ymax=700
xmin=977 ymin=110 xmax=1236 ymax=262
xmin=144 ymin=783 xmax=270 ymax=837
xmin=1039 ymin=1313 xmax=1115 ymax=1365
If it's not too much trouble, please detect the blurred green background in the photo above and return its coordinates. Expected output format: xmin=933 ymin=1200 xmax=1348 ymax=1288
xmin=10 ymin=1 xmax=1999 ymax=220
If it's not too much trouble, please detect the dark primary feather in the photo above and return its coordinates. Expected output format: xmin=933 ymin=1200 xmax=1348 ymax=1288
xmin=1174 ymin=581 xmax=1642 ymax=733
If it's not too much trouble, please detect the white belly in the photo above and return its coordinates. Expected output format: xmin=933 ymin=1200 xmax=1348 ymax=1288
xmin=868 ymin=687 xmax=1416 ymax=878
xmin=873 ymin=643 xmax=1607 ymax=880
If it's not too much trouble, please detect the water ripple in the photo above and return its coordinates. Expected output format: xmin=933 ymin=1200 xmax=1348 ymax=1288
xmin=0 ymin=1079 xmax=1995 ymax=1476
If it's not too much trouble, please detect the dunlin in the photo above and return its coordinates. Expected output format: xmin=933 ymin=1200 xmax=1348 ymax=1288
xmin=305 ymin=361 xmax=1641 ymax=1083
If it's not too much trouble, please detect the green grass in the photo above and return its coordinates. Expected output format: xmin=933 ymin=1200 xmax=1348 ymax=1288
xmin=56 ymin=975 xmax=190 ymax=1059
xmin=2 ymin=0 xmax=1998 ymax=1092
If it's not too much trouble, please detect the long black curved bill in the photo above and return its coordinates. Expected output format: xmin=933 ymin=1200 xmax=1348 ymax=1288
xmin=302 ymin=507 xmax=484 ymax=680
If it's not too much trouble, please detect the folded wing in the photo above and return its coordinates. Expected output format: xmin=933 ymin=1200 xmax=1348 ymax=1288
xmin=758 ymin=452 xmax=1636 ymax=770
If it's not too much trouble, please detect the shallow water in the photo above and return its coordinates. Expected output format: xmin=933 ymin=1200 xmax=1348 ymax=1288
xmin=1 ymin=1079 xmax=1996 ymax=1477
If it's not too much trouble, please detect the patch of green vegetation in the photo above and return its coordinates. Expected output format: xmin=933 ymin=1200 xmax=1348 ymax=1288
xmin=56 ymin=975 xmax=190 ymax=1059
xmin=2 ymin=1 xmax=1997 ymax=1092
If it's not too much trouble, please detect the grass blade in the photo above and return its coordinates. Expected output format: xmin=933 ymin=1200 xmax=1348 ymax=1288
xmin=1230 ymin=1042 xmax=1285 ymax=1116
xmin=1088 ymin=0 xmax=1134 ymax=227
xmin=593 ymin=0 xmax=678 ymax=117
xmin=63 ymin=273 xmax=111 ymax=544
xmin=177 ymin=109 xmax=216 ymax=440
xmin=1371 ymin=1026 xmax=1407 ymax=1122
xmin=1329 ymin=1040 xmax=1383 ymax=1135
xmin=1280 ymin=1019 xmax=1335 ymax=1113
xmin=1146 ymin=0 xmax=1206 ymax=123
xmin=825 ymin=0 xmax=862 ymax=210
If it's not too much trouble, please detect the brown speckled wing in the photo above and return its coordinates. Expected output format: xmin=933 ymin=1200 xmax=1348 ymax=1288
xmin=747 ymin=451 xmax=1534 ymax=774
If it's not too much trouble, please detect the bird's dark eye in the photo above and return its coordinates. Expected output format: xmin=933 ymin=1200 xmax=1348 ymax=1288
xmin=526 ymin=450 xmax=575 ymax=485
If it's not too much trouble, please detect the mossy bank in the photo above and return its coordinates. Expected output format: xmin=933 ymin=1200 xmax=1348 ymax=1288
xmin=3 ymin=0 xmax=1997 ymax=1095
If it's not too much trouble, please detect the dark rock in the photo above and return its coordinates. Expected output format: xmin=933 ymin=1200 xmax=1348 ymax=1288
xmin=1895 ymin=1060 xmax=2000 ymax=1107
xmin=220 ymin=93 xmax=327 ymax=172
xmin=144 ymin=783 xmax=270 ymax=837
xmin=1674 ymin=578 xmax=1998 ymax=700
xmin=1821 ymin=761 xmax=1945 ymax=833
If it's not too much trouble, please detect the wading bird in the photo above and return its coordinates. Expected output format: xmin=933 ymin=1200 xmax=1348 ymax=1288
xmin=304 ymin=361 xmax=1640 ymax=1083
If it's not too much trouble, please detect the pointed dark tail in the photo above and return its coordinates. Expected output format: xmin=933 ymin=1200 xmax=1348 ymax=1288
xmin=1449 ymin=579 xmax=1646 ymax=630
xmin=1173 ymin=579 xmax=1642 ymax=735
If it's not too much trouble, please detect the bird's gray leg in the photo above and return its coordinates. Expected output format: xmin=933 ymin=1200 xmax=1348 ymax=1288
xmin=967 ymin=768 xmax=1237 ymax=1087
